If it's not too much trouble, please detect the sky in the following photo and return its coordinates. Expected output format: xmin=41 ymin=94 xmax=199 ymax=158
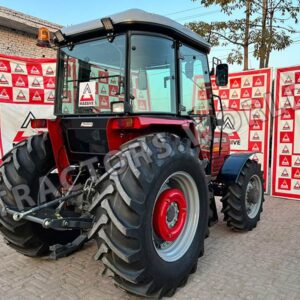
xmin=1 ymin=0 xmax=300 ymax=72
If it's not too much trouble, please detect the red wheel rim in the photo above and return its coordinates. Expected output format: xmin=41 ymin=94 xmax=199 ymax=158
xmin=153 ymin=188 xmax=187 ymax=242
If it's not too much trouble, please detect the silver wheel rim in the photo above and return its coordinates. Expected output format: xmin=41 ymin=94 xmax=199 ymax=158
xmin=152 ymin=171 xmax=200 ymax=262
xmin=245 ymin=174 xmax=263 ymax=219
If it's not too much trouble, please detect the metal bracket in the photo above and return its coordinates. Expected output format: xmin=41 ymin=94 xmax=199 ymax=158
xmin=43 ymin=217 xmax=93 ymax=230
xmin=5 ymin=190 xmax=83 ymax=222
xmin=49 ymin=234 xmax=88 ymax=260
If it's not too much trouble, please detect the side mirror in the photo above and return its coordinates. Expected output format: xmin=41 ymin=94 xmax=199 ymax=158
xmin=216 ymin=64 xmax=228 ymax=87
xmin=185 ymin=61 xmax=194 ymax=79
xmin=138 ymin=70 xmax=148 ymax=90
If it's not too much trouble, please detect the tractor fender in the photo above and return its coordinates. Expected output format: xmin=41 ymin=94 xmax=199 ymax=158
xmin=217 ymin=152 xmax=256 ymax=184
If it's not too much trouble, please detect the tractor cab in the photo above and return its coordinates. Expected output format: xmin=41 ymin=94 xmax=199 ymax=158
xmin=45 ymin=9 xmax=228 ymax=176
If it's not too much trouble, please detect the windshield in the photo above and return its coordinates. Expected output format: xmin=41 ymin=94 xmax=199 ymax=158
xmin=56 ymin=35 xmax=126 ymax=115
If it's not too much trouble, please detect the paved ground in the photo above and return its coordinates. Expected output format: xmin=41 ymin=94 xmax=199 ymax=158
xmin=0 ymin=196 xmax=299 ymax=300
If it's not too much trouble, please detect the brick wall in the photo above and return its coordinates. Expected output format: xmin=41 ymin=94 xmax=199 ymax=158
xmin=0 ymin=25 xmax=56 ymax=58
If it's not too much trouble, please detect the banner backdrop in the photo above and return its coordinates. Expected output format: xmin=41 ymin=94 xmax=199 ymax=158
xmin=0 ymin=54 xmax=55 ymax=158
xmin=272 ymin=66 xmax=300 ymax=200
xmin=211 ymin=69 xmax=272 ymax=188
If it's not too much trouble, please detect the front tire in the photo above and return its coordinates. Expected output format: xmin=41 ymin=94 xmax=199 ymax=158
xmin=221 ymin=160 xmax=264 ymax=231
xmin=90 ymin=133 xmax=208 ymax=298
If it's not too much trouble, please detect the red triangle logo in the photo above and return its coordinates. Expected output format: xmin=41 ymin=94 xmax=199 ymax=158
xmin=255 ymin=78 xmax=262 ymax=86
xmin=242 ymin=101 xmax=251 ymax=109
xmin=254 ymin=100 xmax=261 ymax=108
xmin=46 ymin=78 xmax=55 ymax=89
xmin=80 ymin=83 xmax=94 ymax=101
xmin=243 ymin=90 xmax=250 ymax=98
xmin=46 ymin=66 xmax=54 ymax=75
xmin=231 ymin=90 xmax=238 ymax=98
xmin=282 ymin=122 xmax=290 ymax=130
xmin=294 ymin=182 xmax=300 ymax=190
xmin=284 ymin=99 xmax=291 ymax=108
xmin=32 ymin=91 xmax=41 ymax=101
xmin=14 ymin=63 xmax=24 ymax=73
xmin=253 ymin=121 xmax=261 ymax=130
xmin=281 ymin=169 xmax=289 ymax=177
xmin=254 ymin=89 xmax=262 ymax=97
xmin=32 ymin=78 xmax=41 ymax=87
xmin=0 ymin=74 xmax=8 ymax=84
xmin=282 ymin=111 xmax=291 ymax=119
xmin=0 ymin=62 xmax=7 ymax=71
xmin=47 ymin=91 xmax=55 ymax=101
xmin=284 ymin=75 xmax=293 ymax=84
xmin=31 ymin=66 xmax=40 ymax=75
xmin=221 ymin=91 xmax=228 ymax=98
xmin=253 ymin=111 xmax=260 ymax=119
xmin=231 ymin=101 xmax=238 ymax=108
xmin=252 ymin=132 xmax=260 ymax=140
xmin=232 ymin=80 xmax=239 ymax=88
xmin=243 ymin=79 xmax=250 ymax=87
xmin=17 ymin=90 xmax=26 ymax=100
xmin=100 ymin=97 xmax=108 ymax=105
xmin=282 ymin=133 xmax=291 ymax=142
xmin=282 ymin=157 xmax=290 ymax=166
xmin=294 ymin=170 xmax=300 ymax=178
xmin=282 ymin=145 xmax=289 ymax=153
xmin=16 ymin=76 xmax=25 ymax=87
xmin=295 ymin=157 xmax=300 ymax=166
xmin=0 ymin=89 xmax=9 ymax=99
xmin=284 ymin=86 xmax=293 ymax=96
xmin=280 ymin=180 xmax=289 ymax=189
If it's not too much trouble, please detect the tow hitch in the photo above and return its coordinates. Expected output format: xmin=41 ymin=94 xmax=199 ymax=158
xmin=1 ymin=189 xmax=94 ymax=259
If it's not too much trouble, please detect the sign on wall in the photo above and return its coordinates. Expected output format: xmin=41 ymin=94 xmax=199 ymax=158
xmin=0 ymin=54 xmax=55 ymax=158
xmin=211 ymin=69 xmax=272 ymax=188
xmin=272 ymin=66 xmax=300 ymax=200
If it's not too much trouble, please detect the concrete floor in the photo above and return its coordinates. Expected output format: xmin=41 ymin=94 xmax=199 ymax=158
xmin=0 ymin=196 xmax=299 ymax=300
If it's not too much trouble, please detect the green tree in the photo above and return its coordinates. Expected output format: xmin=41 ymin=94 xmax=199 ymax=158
xmin=188 ymin=0 xmax=300 ymax=70
xmin=256 ymin=0 xmax=300 ymax=68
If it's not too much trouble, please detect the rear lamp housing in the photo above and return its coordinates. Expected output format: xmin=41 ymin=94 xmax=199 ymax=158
xmin=31 ymin=119 xmax=47 ymax=129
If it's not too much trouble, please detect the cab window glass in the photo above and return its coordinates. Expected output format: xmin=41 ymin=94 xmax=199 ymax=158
xmin=179 ymin=45 xmax=212 ymax=115
xmin=130 ymin=35 xmax=176 ymax=113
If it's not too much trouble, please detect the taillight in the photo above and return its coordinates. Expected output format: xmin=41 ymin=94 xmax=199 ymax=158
xmin=111 ymin=117 xmax=141 ymax=129
xmin=31 ymin=119 xmax=47 ymax=129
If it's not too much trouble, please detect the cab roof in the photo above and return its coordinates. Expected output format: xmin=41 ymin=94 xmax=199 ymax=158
xmin=60 ymin=9 xmax=211 ymax=53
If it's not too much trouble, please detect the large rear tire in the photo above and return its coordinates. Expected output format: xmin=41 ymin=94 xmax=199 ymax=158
xmin=221 ymin=160 xmax=264 ymax=231
xmin=0 ymin=133 xmax=79 ymax=257
xmin=90 ymin=133 xmax=208 ymax=298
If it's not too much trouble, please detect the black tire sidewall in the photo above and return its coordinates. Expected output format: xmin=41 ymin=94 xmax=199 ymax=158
xmin=239 ymin=162 xmax=264 ymax=227
xmin=142 ymin=154 xmax=208 ymax=284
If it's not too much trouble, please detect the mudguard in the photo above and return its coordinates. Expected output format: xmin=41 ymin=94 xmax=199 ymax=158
xmin=217 ymin=152 xmax=256 ymax=183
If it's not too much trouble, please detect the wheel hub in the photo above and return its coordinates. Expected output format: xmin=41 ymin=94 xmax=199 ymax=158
xmin=245 ymin=174 xmax=263 ymax=218
xmin=153 ymin=188 xmax=187 ymax=242
xmin=166 ymin=202 xmax=179 ymax=228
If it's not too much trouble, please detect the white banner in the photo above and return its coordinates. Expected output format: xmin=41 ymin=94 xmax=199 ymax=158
xmin=0 ymin=103 xmax=54 ymax=156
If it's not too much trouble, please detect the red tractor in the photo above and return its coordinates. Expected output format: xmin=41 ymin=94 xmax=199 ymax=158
xmin=0 ymin=9 xmax=264 ymax=298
